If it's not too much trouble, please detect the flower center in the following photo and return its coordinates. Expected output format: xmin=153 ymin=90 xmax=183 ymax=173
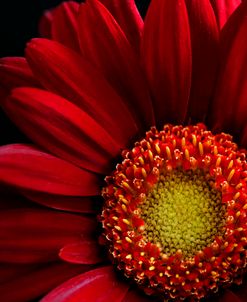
xmin=101 ymin=124 xmax=247 ymax=301
xmin=140 ymin=169 xmax=226 ymax=258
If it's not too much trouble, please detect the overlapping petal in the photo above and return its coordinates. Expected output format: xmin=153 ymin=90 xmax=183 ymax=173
xmin=41 ymin=266 xmax=129 ymax=302
xmin=59 ymin=240 xmax=105 ymax=264
xmin=142 ymin=0 xmax=192 ymax=126
xmin=185 ymin=0 xmax=219 ymax=123
xmin=23 ymin=192 xmax=100 ymax=214
xmin=78 ymin=0 xmax=154 ymax=128
xmin=99 ymin=0 xmax=143 ymax=53
xmin=0 ymin=57 xmax=40 ymax=99
xmin=0 ymin=144 xmax=100 ymax=195
xmin=210 ymin=1 xmax=247 ymax=135
xmin=4 ymin=87 xmax=121 ymax=173
xmin=210 ymin=0 xmax=241 ymax=28
xmin=26 ymin=38 xmax=138 ymax=146
xmin=51 ymin=1 xmax=80 ymax=52
xmin=0 ymin=262 xmax=88 ymax=302
xmin=0 ymin=209 xmax=97 ymax=263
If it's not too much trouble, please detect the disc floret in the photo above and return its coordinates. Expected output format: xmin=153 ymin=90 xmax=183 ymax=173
xmin=101 ymin=124 xmax=247 ymax=301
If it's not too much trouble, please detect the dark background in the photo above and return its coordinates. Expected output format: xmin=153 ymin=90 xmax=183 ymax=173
xmin=0 ymin=0 xmax=150 ymax=145
xmin=0 ymin=0 xmax=150 ymax=57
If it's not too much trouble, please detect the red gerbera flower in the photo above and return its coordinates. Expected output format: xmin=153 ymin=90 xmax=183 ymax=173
xmin=0 ymin=0 xmax=247 ymax=301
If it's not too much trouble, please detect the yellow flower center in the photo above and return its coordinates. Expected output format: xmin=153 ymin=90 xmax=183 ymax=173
xmin=141 ymin=169 xmax=226 ymax=258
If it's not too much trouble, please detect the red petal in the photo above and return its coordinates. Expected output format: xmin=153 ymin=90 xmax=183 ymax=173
xmin=59 ymin=240 xmax=105 ymax=264
xmin=78 ymin=0 xmax=154 ymax=129
xmin=0 ymin=57 xmax=39 ymax=99
xmin=0 ymin=144 xmax=100 ymax=196
xmin=5 ymin=87 xmax=121 ymax=173
xmin=220 ymin=1 xmax=247 ymax=64
xmin=26 ymin=38 xmax=137 ymax=146
xmin=51 ymin=1 xmax=80 ymax=52
xmin=185 ymin=0 xmax=219 ymax=123
xmin=210 ymin=0 xmax=241 ymax=29
xmin=39 ymin=9 xmax=53 ymax=38
xmin=0 ymin=186 xmax=37 ymax=210
xmin=41 ymin=266 xmax=129 ymax=302
xmin=0 ymin=209 xmax=97 ymax=263
xmin=23 ymin=192 xmax=100 ymax=214
xmin=99 ymin=0 xmax=143 ymax=54
xmin=123 ymin=289 xmax=153 ymax=302
xmin=0 ymin=262 xmax=89 ymax=302
xmin=210 ymin=1 xmax=247 ymax=134
xmin=142 ymin=0 xmax=192 ymax=126
xmin=0 ymin=263 xmax=37 ymax=284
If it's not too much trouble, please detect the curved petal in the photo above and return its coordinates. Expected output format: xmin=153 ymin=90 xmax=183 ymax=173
xmin=78 ymin=0 xmax=154 ymax=129
xmin=26 ymin=38 xmax=138 ymax=146
xmin=185 ymin=0 xmax=219 ymax=123
xmin=59 ymin=240 xmax=105 ymax=264
xmin=39 ymin=9 xmax=53 ymax=38
xmin=99 ymin=0 xmax=143 ymax=54
xmin=0 ymin=57 xmax=39 ymax=99
xmin=142 ymin=0 xmax=192 ymax=126
xmin=41 ymin=266 xmax=129 ymax=302
xmin=0 ymin=262 xmax=89 ymax=302
xmin=210 ymin=1 xmax=247 ymax=135
xmin=220 ymin=1 xmax=247 ymax=62
xmin=0 ymin=144 xmax=101 ymax=196
xmin=210 ymin=0 xmax=241 ymax=29
xmin=4 ymin=87 xmax=121 ymax=174
xmin=51 ymin=1 xmax=80 ymax=52
xmin=0 ymin=209 xmax=97 ymax=263
xmin=23 ymin=192 xmax=100 ymax=214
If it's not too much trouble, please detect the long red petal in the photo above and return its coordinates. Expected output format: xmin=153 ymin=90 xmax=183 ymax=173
xmin=26 ymin=38 xmax=138 ymax=146
xmin=210 ymin=1 xmax=247 ymax=135
xmin=59 ymin=240 xmax=105 ymax=264
xmin=142 ymin=0 xmax=192 ymax=126
xmin=0 ymin=209 xmax=97 ymax=263
xmin=210 ymin=0 xmax=241 ymax=29
xmin=0 ymin=144 xmax=101 ymax=196
xmin=41 ymin=266 xmax=129 ymax=302
xmin=51 ymin=1 xmax=80 ymax=52
xmin=220 ymin=1 xmax=247 ymax=64
xmin=5 ymin=87 xmax=121 ymax=174
xmin=23 ymin=192 xmax=100 ymax=214
xmin=78 ymin=0 xmax=154 ymax=129
xmin=0 ymin=262 xmax=89 ymax=302
xmin=0 ymin=57 xmax=39 ymax=99
xmin=185 ymin=0 xmax=219 ymax=123
xmin=99 ymin=0 xmax=143 ymax=54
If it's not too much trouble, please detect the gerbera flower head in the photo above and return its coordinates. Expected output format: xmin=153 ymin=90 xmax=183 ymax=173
xmin=0 ymin=0 xmax=247 ymax=301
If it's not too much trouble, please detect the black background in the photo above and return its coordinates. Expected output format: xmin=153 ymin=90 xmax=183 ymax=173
xmin=0 ymin=0 xmax=150 ymax=57
xmin=0 ymin=0 xmax=150 ymax=145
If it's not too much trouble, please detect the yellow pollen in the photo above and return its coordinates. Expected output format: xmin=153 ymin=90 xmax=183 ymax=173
xmin=166 ymin=146 xmax=172 ymax=160
xmin=140 ymin=169 xmax=226 ymax=258
xmin=125 ymin=237 xmax=132 ymax=243
xmin=227 ymin=169 xmax=235 ymax=182
xmin=192 ymin=134 xmax=197 ymax=146
xmin=199 ymin=142 xmax=204 ymax=156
